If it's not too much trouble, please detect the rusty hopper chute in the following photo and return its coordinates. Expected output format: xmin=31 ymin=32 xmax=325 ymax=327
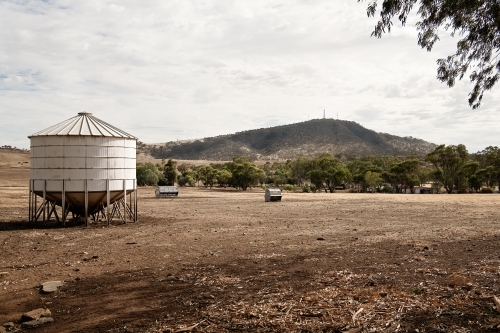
xmin=28 ymin=112 xmax=138 ymax=225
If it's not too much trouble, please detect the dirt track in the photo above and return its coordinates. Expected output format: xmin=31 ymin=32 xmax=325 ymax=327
xmin=1 ymin=184 xmax=500 ymax=332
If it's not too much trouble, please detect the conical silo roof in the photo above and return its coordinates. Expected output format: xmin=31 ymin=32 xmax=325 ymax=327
xmin=28 ymin=112 xmax=136 ymax=139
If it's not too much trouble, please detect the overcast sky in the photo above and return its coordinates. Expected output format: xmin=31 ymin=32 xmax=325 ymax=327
xmin=1 ymin=0 xmax=498 ymax=153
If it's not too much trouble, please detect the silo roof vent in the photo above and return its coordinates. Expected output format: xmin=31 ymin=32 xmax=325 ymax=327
xmin=29 ymin=112 xmax=136 ymax=139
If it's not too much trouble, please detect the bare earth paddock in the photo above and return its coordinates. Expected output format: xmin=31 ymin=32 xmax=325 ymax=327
xmin=1 ymin=186 xmax=500 ymax=332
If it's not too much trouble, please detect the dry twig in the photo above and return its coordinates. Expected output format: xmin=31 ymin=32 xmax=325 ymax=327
xmin=174 ymin=320 xmax=206 ymax=333
xmin=352 ymin=307 xmax=364 ymax=323
xmin=494 ymin=295 xmax=500 ymax=311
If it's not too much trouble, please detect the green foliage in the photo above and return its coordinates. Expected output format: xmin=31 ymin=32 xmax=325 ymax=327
xmin=307 ymin=169 xmax=327 ymax=192
xmin=347 ymin=157 xmax=383 ymax=192
xmin=305 ymin=154 xmax=351 ymax=193
xmin=364 ymin=171 xmax=382 ymax=191
xmin=260 ymin=160 xmax=298 ymax=187
xmin=426 ymin=144 xmax=471 ymax=193
xmin=142 ymin=144 xmax=500 ymax=193
xmin=216 ymin=169 xmax=232 ymax=188
xmin=197 ymin=165 xmax=218 ymax=188
xmin=177 ymin=163 xmax=193 ymax=174
xmin=178 ymin=167 xmax=197 ymax=187
xmin=225 ymin=157 xmax=264 ymax=191
xmin=364 ymin=0 xmax=500 ymax=108
xmin=291 ymin=157 xmax=314 ymax=186
xmin=163 ymin=159 xmax=178 ymax=186
xmin=283 ymin=184 xmax=296 ymax=191
xmin=381 ymin=185 xmax=394 ymax=193
xmin=157 ymin=178 xmax=168 ymax=186
xmin=136 ymin=162 xmax=162 ymax=186
xmin=473 ymin=146 xmax=500 ymax=188
xmin=384 ymin=159 xmax=421 ymax=193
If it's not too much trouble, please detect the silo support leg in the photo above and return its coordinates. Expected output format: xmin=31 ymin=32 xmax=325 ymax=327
xmin=47 ymin=202 xmax=60 ymax=223
xmin=42 ymin=182 xmax=46 ymax=222
xmin=123 ymin=182 xmax=126 ymax=224
xmin=62 ymin=180 xmax=66 ymax=226
xmin=134 ymin=181 xmax=138 ymax=222
xmin=84 ymin=180 xmax=88 ymax=227
xmin=109 ymin=203 xmax=118 ymax=221
xmin=35 ymin=200 xmax=48 ymax=222
xmin=34 ymin=194 xmax=37 ymax=222
xmin=106 ymin=180 xmax=110 ymax=225
xmin=124 ymin=202 xmax=134 ymax=221
xmin=28 ymin=180 xmax=32 ymax=223
xmin=63 ymin=205 xmax=71 ymax=224
xmin=114 ymin=200 xmax=125 ymax=222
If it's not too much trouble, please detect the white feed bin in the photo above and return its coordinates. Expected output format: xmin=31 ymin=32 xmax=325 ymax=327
xmin=265 ymin=188 xmax=282 ymax=202
xmin=155 ymin=186 xmax=179 ymax=197
xmin=28 ymin=112 xmax=138 ymax=225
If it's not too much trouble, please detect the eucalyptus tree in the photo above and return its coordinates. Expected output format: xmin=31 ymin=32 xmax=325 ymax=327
xmin=136 ymin=162 xmax=161 ymax=186
xmin=362 ymin=0 xmax=500 ymax=108
xmin=306 ymin=154 xmax=351 ymax=192
xmin=225 ymin=157 xmax=264 ymax=191
xmin=291 ymin=156 xmax=314 ymax=186
xmin=426 ymin=144 xmax=471 ymax=193
xmin=347 ymin=158 xmax=383 ymax=192
xmin=163 ymin=159 xmax=178 ymax=186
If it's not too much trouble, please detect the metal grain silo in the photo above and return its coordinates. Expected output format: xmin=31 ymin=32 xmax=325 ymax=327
xmin=28 ymin=112 xmax=138 ymax=225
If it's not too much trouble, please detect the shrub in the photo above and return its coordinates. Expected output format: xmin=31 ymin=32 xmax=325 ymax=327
xmin=309 ymin=184 xmax=317 ymax=193
xmin=157 ymin=178 xmax=168 ymax=186
xmin=381 ymin=186 xmax=394 ymax=193
xmin=302 ymin=184 xmax=310 ymax=193
xmin=480 ymin=187 xmax=494 ymax=193
xmin=177 ymin=175 xmax=187 ymax=187
xmin=283 ymin=184 xmax=296 ymax=191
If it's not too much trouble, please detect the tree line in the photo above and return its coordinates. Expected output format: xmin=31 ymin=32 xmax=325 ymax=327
xmin=136 ymin=145 xmax=500 ymax=193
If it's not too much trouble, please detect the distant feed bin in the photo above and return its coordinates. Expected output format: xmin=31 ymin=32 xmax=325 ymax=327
xmin=155 ymin=186 xmax=179 ymax=197
xmin=265 ymin=188 xmax=282 ymax=202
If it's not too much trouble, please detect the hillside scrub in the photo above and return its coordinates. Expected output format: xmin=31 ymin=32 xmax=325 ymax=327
xmin=137 ymin=145 xmax=500 ymax=193
xmin=145 ymin=119 xmax=437 ymax=161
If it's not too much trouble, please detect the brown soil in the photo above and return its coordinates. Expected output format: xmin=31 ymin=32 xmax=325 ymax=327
xmin=1 ymin=153 xmax=500 ymax=332
xmin=137 ymin=153 xmax=229 ymax=166
xmin=0 ymin=148 xmax=30 ymax=187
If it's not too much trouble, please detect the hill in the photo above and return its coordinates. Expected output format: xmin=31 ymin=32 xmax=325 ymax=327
xmin=0 ymin=147 xmax=30 ymax=186
xmin=147 ymin=119 xmax=437 ymax=161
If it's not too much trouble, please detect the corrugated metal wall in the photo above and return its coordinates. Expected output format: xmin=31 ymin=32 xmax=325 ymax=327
xmin=30 ymin=136 xmax=136 ymax=192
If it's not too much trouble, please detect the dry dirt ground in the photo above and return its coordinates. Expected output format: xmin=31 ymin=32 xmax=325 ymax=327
xmin=1 ymin=153 xmax=500 ymax=332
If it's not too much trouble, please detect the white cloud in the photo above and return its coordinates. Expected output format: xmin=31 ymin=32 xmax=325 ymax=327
xmin=0 ymin=0 xmax=498 ymax=154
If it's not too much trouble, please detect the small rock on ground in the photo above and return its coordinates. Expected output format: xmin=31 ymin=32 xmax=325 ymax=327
xmin=41 ymin=281 xmax=63 ymax=293
xmin=22 ymin=308 xmax=51 ymax=321
xmin=3 ymin=322 xmax=15 ymax=330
